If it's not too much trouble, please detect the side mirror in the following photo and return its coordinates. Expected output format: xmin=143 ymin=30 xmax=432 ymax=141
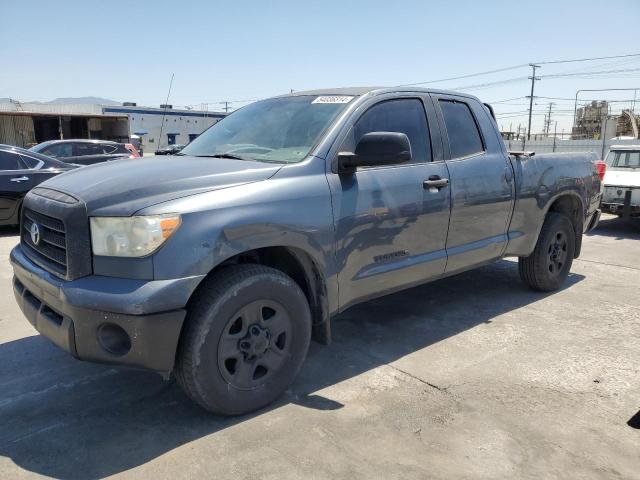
xmin=338 ymin=132 xmax=411 ymax=173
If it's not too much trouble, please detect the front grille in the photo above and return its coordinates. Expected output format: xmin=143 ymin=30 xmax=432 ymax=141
xmin=22 ymin=208 xmax=68 ymax=277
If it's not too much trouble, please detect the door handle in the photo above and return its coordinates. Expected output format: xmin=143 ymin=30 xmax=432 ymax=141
xmin=423 ymin=176 xmax=449 ymax=190
xmin=10 ymin=176 xmax=29 ymax=182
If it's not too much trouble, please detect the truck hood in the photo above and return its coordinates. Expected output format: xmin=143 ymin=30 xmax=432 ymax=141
xmin=38 ymin=155 xmax=283 ymax=216
xmin=604 ymin=168 xmax=640 ymax=188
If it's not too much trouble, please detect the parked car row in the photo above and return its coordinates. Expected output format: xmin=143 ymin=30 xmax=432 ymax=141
xmin=155 ymin=144 xmax=186 ymax=155
xmin=0 ymin=144 xmax=78 ymax=226
xmin=29 ymin=139 xmax=140 ymax=165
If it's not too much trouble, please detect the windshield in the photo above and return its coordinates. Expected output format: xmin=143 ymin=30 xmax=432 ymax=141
xmin=605 ymin=150 xmax=640 ymax=168
xmin=180 ymin=95 xmax=354 ymax=163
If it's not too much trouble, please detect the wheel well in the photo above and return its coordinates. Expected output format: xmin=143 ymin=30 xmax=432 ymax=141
xmin=547 ymin=195 xmax=583 ymax=258
xmin=209 ymin=246 xmax=331 ymax=344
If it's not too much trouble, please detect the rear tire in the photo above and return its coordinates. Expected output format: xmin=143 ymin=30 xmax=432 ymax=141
xmin=518 ymin=212 xmax=575 ymax=292
xmin=175 ymin=264 xmax=311 ymax=415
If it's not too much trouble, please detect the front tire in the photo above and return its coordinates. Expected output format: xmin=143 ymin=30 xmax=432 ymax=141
xmin=518 ymin=212 xmax=576 ymax=292
xmin=175 ymin=265 xmax=311 ymax=415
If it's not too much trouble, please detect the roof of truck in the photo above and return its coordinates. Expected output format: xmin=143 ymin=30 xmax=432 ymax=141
xmin=283 ymin=86 xmax=481 ymax=101
xmin=609 ymin=144 xmax=640 ymax=150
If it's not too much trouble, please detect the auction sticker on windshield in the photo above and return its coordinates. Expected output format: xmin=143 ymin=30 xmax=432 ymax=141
xmin=312 ymin=96 xmax=354 ymax=104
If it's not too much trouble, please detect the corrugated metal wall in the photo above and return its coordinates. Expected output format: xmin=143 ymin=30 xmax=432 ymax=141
xmin=504 ymin=138 xmax=640 ymax=156
xmin=0 ymin=115 xmax=36 ymax=147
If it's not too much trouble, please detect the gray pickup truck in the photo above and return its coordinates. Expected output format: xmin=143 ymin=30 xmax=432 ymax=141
xmin=11 ymin=87 xmax=603 ymax=414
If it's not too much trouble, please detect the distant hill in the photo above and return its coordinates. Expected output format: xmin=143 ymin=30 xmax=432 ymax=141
xmin=0 ymin=96 xmax=120 ymax=105
xmin=46 ymin=96 xmax=119 ymax=105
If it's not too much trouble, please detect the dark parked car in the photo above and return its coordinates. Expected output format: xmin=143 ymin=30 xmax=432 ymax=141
xmin=155 ymin=144 xmax=185 ymax=155
xmin=30 ymin=139 xmax=136 ymax=165
xmin=11 ymin=87 xmax=603 ymax=415
xmin=0 ymin=144 xmax=77 ymax=226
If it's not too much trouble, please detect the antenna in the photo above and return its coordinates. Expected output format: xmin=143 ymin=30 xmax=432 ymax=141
xmin=158 ymin=73 xmax=174 ymax=149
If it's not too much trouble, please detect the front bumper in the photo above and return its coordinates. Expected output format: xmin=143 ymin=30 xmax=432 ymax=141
xmin=10 ymin=245 xmax=204 ymax=372
xmin=601 ymin=202 xmax=640 ymax=217
xmin=602 ymin=186 xmax=639 ymax=218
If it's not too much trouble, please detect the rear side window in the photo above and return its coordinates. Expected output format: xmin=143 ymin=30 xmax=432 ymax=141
xmin=439 ymin=100 xmax=484 ymax=159
xmin=0 ymin=151 xmax=22 ymax=170
xmin=43 ymin=143 xmax=73 ymax=158
xmin=606 ymin=150 xmax=640 ymax=168
xmin=75 ymin=143 xmax=105 ymax=156
xmin=18 ymin=154 xmax=39 ymax=168
xmin=354 ymin=99 xmax=431 ymax=163
xmin=113 ymin=144 xmax=130 ymax=154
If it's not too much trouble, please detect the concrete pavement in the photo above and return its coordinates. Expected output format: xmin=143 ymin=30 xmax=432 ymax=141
xmin=0 ymin=215 xmax=638 ymax=479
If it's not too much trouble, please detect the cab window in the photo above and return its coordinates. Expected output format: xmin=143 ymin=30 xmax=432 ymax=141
xmin=439 ymin=100 xmax=484 ymax=159
xmin=353 ymin=99 xmax=431 ymax=164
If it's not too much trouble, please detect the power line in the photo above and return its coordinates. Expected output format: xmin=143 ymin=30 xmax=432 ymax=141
xmin=453 ymin=76 xmax=529 ymax=91
xmin=535 ymin=52 xmax=640 ymax=65
xmin=398 ymin=64 xmax=527 ymax=87
xmin=486 ymin=96 xmax=527 ymax=103
xmin=398 ymin=53 xmax=640 ymax=89
xmin=541 ymin=67 xmax=640 ymax=78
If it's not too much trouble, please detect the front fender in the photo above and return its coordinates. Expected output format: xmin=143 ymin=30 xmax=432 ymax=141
xmin=138 ymin=160 xmax=338 ymax=311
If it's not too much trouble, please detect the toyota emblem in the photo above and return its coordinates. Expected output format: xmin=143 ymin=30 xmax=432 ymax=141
xmin=30 ymin=222 xmax=41 ymax=246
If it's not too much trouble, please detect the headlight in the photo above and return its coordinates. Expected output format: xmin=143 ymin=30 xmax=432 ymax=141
xmin=90 ymin=214 xmax=181 ymax=257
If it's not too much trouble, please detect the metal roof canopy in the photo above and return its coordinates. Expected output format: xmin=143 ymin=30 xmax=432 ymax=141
xmin=0 ymin=111 xmax=128 ymax=119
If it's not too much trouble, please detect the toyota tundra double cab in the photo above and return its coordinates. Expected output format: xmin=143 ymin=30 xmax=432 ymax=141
xmin=11 ymin=87 xmax=603 ymax=414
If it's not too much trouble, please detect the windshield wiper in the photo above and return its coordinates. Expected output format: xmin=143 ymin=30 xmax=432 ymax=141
xmin=195 ymin=153 xmax=254 ymax=161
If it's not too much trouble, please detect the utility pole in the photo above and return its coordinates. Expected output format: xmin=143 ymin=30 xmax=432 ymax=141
xmin=221 ymin=101 xmax=230 ymax=113
xmin=544 ymin=102 xmax=554 ymax=135
xmin=158 ymin=73 xmax=174 ymax=149
xmin=526 ymin=64 xmax=541 ymax=140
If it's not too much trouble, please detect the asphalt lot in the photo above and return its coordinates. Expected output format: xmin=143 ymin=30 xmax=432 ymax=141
xmin=0 ymin=214 xmax=638 ymax=479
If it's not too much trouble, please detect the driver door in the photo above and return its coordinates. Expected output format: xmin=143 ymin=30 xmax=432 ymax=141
xmin=327 ymin=96 xmax=451 ymax=310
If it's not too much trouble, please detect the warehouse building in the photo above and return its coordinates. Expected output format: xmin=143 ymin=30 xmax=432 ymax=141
xmin=104 ymin=104 xmax=226 ymax=153
xmin=0 ymin=99 xmax=226 ymax=151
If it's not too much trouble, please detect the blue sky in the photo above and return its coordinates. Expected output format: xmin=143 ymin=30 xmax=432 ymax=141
xmin=2 ymin=0 xmax=640 ymax=133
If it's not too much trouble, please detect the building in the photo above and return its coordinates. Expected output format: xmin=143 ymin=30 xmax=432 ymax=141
xmin=0 ymin=99 xmax=226 ymax=151
xmin=572 ymin=101 xmax=609 ymax=139
xmin=103 ymin=103 xmax=226 ymax=152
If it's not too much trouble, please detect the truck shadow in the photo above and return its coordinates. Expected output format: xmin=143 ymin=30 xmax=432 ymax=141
xmin=588 ymin=215 xmax=640 ymax=240
xmin=0 ymin=260 xmax=584 ymax=480
xmin=0 ymin=225 xmax=20 ymax=238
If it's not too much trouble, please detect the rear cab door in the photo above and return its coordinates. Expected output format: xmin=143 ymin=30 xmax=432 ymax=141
xmin=430 ymin=93 xmax=515 ymax=273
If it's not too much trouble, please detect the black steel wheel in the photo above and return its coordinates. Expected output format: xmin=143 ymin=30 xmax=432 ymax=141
xmin=175 ymin=265 xmax=311 ymax=415
xmin=546 ymin=230 xmax=569 ymax=276
xmin=519 ymin=212 xmax=576 ymax=292
xmin=218 ymin=299 xmax=293 ymax=390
